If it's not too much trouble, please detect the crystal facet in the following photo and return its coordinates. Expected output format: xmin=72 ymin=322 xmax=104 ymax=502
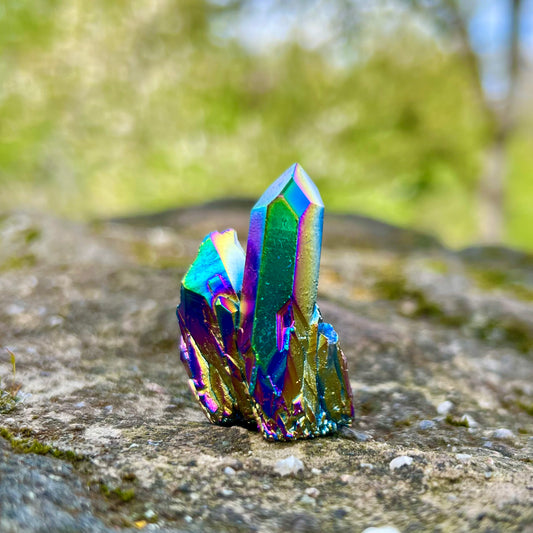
xmin=177 ymin=163 xmax=353 ymax=440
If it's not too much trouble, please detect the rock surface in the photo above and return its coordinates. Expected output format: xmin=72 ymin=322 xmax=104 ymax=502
xmin=1 ymin=206 xmax=532 ymax=532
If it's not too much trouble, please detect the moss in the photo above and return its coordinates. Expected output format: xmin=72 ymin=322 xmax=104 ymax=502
xmin=472 ymin=268 xmax=509 ymax=289
xmin=114 ymin=487 xmax=136 ymax=502
xmin=375 ymin=270 xmax=533 ymax=353
xmin=374 ymin=275 xmax=453 ymax=322
xmin=0 ymin=253 xmax=37 ymax=271
xmin=0 ymin=427 xmax=84 ymax=461
xmin=470 ymin=267 xmax=533 ymax=302
xmin=0 ymin=391 xmax=17 ymax=414
xmin=476 ymin=319 xmax=533 ymax=354
xmin=393 ymin=417 xmax=413 ymax=427
xmin=516 ymin=400 xmax=533 ymax=417
xmin=121 ymin=471 xmax=137 ymax=482
xmin=445 ymin=415 xmax=469 ymax=427
xmin=50 ymin=448 xmax=85 ymax=461
xmin=501 ymin=324 xmax=533 ymax=354
xmin=374 ymin=275 xmax=410 ymax=301
xmin=23 ymin=227 xmax=41 ymax=244
xmin=424 ymin=259 xmax=450 ymax=274
xmin=100 ymin=482 xmax=136 ymax=502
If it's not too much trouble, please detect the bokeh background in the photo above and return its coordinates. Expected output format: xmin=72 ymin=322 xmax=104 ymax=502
xmin=0 ymin=0 xmax=532 ymax=249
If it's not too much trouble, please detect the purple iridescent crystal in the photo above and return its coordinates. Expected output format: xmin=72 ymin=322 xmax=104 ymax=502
xmin=177 ymin=164 xmax=353 ymax=440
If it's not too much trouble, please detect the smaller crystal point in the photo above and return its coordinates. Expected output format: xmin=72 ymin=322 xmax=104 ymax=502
xmin=177 ymin=229 xmax=254 ymax=424
xmin=177 ymin=165 xmax=354 ymax=440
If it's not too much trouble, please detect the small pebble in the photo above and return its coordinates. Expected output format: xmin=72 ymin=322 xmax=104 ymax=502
xmin=223 ymin=466 xmax=236 ymax=476
xmin=144 ymin=510 xmax=156 ymax=519
xmin=483 ymin=441 xmax=493 ymax=449
xmin=274 ymin=455 xmax=304 ymax=477
xmin=389 ymin=456 xmax=413 ymax=471
xmin=362 ymin=526 xmax=400 ymax=533
xmin=218 ymin=488 xmax=234 ymax=497
xmin=419 ymin=420 xmax=436 ymax=430
xmin=360 ymin=463 xmax=374 ymax=470
xmin=311 ymin=468 xmax=322 ymax=475
xmin=492 ymin=428 xmax=515 ymax=440
xmin=305 ymin=487 xmax=320 ymax=498
xmin=300 ymin=494 xmax=316 ymax=505
xmin=437 ymin=401 xmax=454 ymax=415
xmin=47 ymin=315 xmax=64 ymax=327
xmin=456 ymin=453 xmax=472 ymax=463
xmin=484 ymin=471 xmax=492 ymax=479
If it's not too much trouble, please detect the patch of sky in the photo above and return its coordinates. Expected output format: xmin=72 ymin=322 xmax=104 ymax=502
xmin=469 ymin=0 xmax=532 ymax=100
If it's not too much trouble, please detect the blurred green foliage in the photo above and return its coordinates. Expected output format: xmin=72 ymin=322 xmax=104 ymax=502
xmin=0 ymin=0 xmax=531 ymax=249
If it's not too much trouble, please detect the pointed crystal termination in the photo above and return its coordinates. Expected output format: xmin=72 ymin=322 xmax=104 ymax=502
xmin=239 ymin=163 xmax=323 ymax=357
xmin=177 ymin=164 xmax=354 ymax=440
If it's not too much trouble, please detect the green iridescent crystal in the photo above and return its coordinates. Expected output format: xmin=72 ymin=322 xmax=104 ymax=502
xmin=177 ymin=164 xmax=354 ymax=440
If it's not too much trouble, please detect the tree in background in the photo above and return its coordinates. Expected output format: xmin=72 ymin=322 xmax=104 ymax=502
xmin=0 ymin=0 xmax=531 ymax=248
xmin=244 ymin=0 xmax=531 ymax=243
xmin=408 ymin=0 xmax=527 ymax=242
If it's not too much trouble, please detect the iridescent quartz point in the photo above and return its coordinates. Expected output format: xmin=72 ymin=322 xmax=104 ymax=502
xmin=177 ymin=164 xmax=353 ymax=440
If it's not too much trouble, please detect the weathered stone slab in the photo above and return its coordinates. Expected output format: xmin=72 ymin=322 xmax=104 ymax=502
xmin=0 ymin=208 xmax=532 ymax=532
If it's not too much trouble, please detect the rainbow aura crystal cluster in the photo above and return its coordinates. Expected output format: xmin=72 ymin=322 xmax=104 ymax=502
xmin=177 ymin=164 xmax=353 ymax=440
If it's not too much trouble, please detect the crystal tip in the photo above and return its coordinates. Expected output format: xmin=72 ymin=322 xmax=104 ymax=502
xmin=254 ymin=163 xmax=323 ymax=209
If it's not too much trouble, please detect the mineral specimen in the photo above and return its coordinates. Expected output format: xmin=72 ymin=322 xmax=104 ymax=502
xmin=177 ymin=163 xmax=353 ymax=440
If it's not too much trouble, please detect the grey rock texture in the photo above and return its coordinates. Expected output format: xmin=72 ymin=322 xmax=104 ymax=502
xmin=1 ymin=207 xmax=532 ymax=533
xmin=0 ymin=438 xmax=108 ymax=533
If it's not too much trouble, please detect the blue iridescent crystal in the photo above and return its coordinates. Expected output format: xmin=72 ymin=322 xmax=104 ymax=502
xmin=177 ymin=164 xmax=353 ymax=440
